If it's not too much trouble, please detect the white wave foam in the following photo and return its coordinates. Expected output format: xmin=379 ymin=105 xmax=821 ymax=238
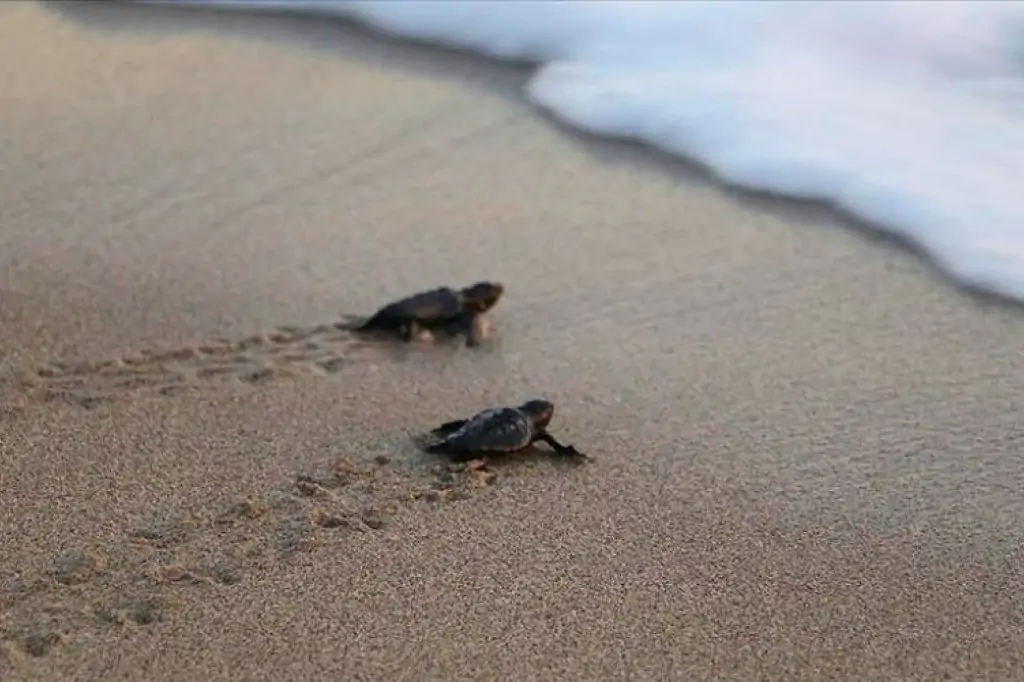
xmin=133 ymin=0 xmax=1024 ymax=299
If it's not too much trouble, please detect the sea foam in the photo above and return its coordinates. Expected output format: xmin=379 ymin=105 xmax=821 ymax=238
xmin=134 ymin=1 xmax=1024 ymax=300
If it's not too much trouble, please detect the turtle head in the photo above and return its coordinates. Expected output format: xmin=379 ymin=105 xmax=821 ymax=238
xmin=460 ymin=281 xmax=504 ymax=313
xmin=518 ymin=399 xmax=554 ymax=430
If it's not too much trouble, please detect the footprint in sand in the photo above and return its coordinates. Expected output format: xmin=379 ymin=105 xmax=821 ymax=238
xmin=15 ymin=320 xmax=364 ymax=409
xmin=0 ymin=438 xmax=564 ymax=668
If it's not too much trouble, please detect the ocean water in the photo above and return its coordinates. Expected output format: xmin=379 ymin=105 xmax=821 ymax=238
xmin=135 ymin=0 xmax=1024 ymax=301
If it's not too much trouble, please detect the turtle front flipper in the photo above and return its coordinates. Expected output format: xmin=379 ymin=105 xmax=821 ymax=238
xmin=533 ymin=431 xmax=588 ymax=460
xmin=454 ymin=311 xmax=488 ymax=347
xmin=430 ymin=418 xmax=469 ymax=436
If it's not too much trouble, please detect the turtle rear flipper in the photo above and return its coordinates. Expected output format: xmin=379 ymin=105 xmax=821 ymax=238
xmin=338 ymin=309 xmax=410 ymax=336
xmin=430 ymin=418 xmax=469 ymax=436
xmin=336 ymin=314 xmax=372 ymax=331
xmin=422 ymin=439 xmax=449 ymax=454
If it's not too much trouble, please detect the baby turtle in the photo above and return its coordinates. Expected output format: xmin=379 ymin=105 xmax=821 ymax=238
xmin=340 ymin=281 xmax=503 ymax=347
xmin=422 ymin=399 xmax=589 ymax=463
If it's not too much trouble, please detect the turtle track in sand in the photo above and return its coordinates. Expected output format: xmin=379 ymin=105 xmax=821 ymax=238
xmin=0 ymin=450 xmax=512 ymax=667
xmin=14 ymin=321 xmax=368 ymax=409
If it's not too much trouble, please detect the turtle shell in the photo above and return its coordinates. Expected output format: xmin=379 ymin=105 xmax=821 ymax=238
xmin=376 ymin=287 xmax=462 ymax=325
xmin=434 ymin=407 xmax=534 ymax=454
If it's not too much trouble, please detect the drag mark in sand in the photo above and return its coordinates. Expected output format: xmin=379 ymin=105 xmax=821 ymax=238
xmin=0 ymin=446 xmax=560 ymax=667
xmin=16 ymin=321 xmax=367 ymax=409
xmin=13 ymin=280 xmax=504 ymax=410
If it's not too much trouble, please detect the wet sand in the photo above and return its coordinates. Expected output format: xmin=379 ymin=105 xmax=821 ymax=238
xmin=2 ymin=2 xmax=1023 ymax=680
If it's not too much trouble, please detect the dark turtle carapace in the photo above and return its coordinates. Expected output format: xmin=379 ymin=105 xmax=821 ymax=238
xmin=422 ymin=399 xmax=588 ymax=463
xmin=340 ymin=281 xmax=504 ymax=347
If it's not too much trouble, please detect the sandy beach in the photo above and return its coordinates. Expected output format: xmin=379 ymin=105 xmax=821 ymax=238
xmin=2 ymin=2 xmax=1023 ymax=679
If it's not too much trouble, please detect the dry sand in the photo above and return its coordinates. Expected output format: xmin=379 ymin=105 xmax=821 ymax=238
xmin=2 ymin=2 xmax=1023 ymax=680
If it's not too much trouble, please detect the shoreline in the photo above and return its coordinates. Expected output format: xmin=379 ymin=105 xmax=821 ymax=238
xmin=54 ymin=0 xmax=1024 ymax=312
xmin=3 ymin=3 xmax=1024 ymax=680
xmin=84 ymin=0 xmax=1024 ymax=312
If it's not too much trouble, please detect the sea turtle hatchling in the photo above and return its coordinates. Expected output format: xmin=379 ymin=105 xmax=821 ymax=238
xmin=339 ymin=281 xmax=504 ymax=347
xmin=421 ymin=399 xmax=589 ymax=463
